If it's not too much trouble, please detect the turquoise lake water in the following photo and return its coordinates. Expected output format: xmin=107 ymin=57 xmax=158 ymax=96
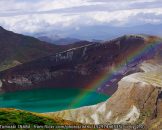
xmin=0 ymin=88 xmax=109 ymax=113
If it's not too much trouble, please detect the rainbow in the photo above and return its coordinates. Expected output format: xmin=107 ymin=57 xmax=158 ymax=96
xmin=69 ymin=37 xmax=162 ymax=107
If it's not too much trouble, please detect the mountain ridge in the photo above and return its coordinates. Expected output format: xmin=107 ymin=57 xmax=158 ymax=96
xmin=0 ymin=34 xmax=161 ymax=96
xmin=38 ymin=35 xmax=81 ymax=45
xmin=1 ymin=28 xmax=162 ymax=129
xmin=0 ymin=26 xmax=92 ymax=71
xmin=0 ymin=26 xmax=63 ymax=71
xmin=45 ymin=61 xmax=162 ymax=129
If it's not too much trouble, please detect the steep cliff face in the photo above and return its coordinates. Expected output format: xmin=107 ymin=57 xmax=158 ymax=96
xmin=1 ymin=35 xmax=160 ymax=95
xmin=45 ymin=61 xmax=162 ymax=129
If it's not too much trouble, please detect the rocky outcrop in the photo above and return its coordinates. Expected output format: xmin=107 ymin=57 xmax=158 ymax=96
xmin=45 ymin=62 xmax=162 ymax=129
xmin=1 ymin=35 xmax=161 ymax=95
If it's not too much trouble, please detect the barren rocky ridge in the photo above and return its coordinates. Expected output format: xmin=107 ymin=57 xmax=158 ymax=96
xmin=45 ymin=61 xmax=162 ymax=129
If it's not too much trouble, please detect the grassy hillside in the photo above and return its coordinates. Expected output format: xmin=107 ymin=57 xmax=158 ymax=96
xmin=0 ymin=108 xmax=83 ymax=130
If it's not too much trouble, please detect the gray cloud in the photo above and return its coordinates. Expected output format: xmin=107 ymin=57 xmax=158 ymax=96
xmin=0 ymin=0 xmax=162 ymax=36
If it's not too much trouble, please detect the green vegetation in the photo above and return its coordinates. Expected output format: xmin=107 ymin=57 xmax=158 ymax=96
xmin=0 ymin=108 xmax=81 ymax=130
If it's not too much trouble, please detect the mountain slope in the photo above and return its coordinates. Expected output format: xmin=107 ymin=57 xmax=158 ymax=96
xmin=46 ymin=61 xmax=162 ymax=129
xmin=0 ymin=108 xmax=113 ymax=130
xmin=0 ymin=108 xmax=83 ymax=130
xmin=0 ymin=34 xmax=161 ymax=95
xmin=0 ymin=26 xmax=92 ymax=71
xmin=0 ymin=26 xmax=65 ymax=71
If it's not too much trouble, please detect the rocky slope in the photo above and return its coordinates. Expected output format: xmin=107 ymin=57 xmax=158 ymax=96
xmin=45 ymin=61 xmax=162 ymax=130
xmin=0 ymin=34 xmax=161 ymax=95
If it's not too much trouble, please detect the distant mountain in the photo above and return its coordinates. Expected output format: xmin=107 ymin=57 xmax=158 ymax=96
xmin=0 ymin=26 xmax=91 ymax=71
xmin=31 ymin=24 xmax=162 ymax=41
xmin=91 ymin=39 xmax=102 ymax=42
xmin=38 ymin=36 xmax=80 ymax=45
xmin=1 ymin=34 xmax=161 ymax=95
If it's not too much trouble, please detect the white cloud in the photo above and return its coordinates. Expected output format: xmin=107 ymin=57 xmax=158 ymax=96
xmin=86 ymin=8 xmax=162 ymax=26
xmin=0 ymin=0 xmax=102 ymax=12
xmin=37 ymin=0 xmax=103 ymax=11
xmin=0 ymin=13 xmax=80 ymax=33
xmin=0 ymin=0 xmax=162 ymax=34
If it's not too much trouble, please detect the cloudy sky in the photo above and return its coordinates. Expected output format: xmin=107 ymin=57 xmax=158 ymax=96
xmin=0 ymin=0 xmax=162 ymax=39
